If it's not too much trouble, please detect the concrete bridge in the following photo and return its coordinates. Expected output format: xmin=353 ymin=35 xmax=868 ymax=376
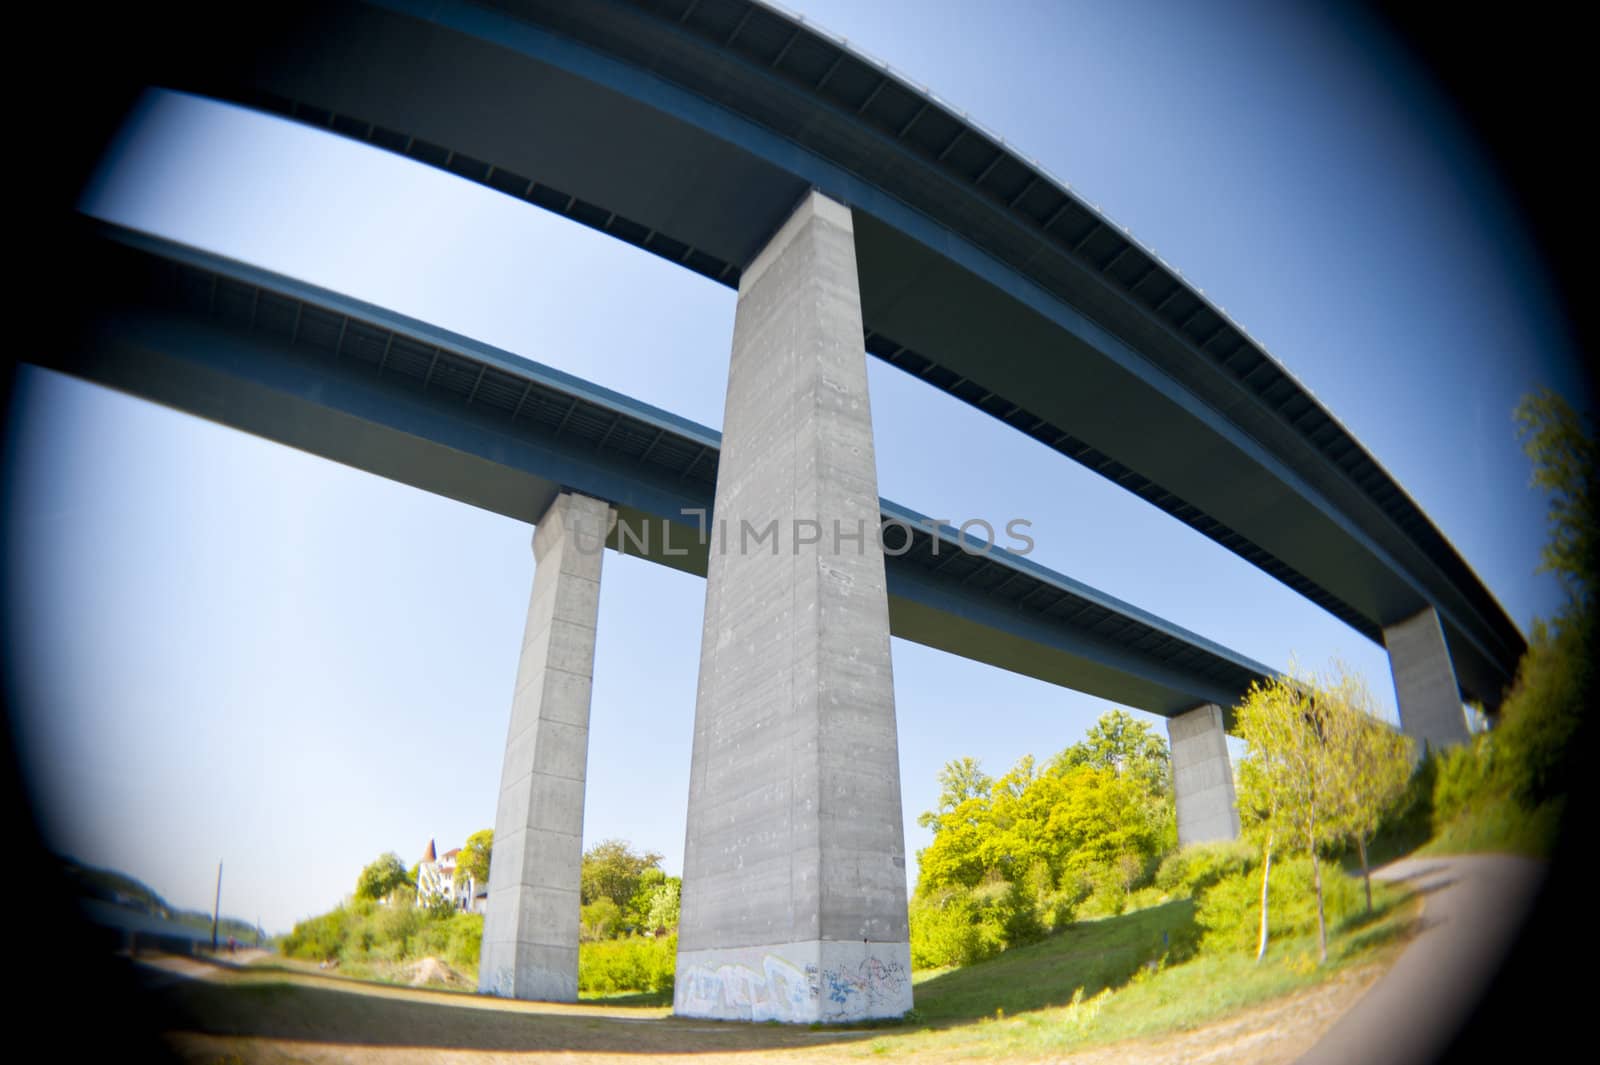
xmin=57 ymin=0 xmax=1519 ymax=1026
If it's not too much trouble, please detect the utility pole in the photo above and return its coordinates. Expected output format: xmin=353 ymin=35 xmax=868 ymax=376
xmin=211 ymin=860 xmax=223 ymax=953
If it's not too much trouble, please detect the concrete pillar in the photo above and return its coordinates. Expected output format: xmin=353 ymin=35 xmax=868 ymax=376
xmin=674 ymin=191 xmax=912 ymax=1024
xmin=479 ymin=491 xmax=614 ymax=1001
xmin=1168 ymin=704 xmax=1241 ymax=848
xmin=1384 ymin=605 xmax=1468 ymax=749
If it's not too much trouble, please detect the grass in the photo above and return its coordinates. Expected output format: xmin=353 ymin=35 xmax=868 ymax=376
xmin=839 ymin=882 xmax=1417 ymax=1059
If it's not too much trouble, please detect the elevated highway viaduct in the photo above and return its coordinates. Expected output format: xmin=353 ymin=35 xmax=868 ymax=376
xmin=58 ymin=0 xmax=1522 ymax=1023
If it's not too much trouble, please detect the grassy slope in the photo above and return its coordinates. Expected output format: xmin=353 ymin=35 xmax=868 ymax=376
xmin=856 ymin=885 xmax=1417 ymax=1059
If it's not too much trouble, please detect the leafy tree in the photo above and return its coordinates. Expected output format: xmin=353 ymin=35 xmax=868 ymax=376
xmin=644 ymin=878 xmax=682 ymax=934
xmin=917 ymin=756 xmax=992 ymax=833
xmin=355 ymin=852 xmax=413 ymax=903
xmin=915 ymin=711 xmax=1172 ymax=906
xmin=580 ymin=839 xmax=663 ymax=912
xmin=1051 ymin=708 xmax=1171 ymax=798
xmin=1515 ymin=388 xmax=1596 ymax=608
xmin=1234 ymin=666 xmax=1346 ymax=963
xmin=454 ymin=829 xmax=492 ymax=887
xmin=1321 ymin=666 xmax=1414 ymax=912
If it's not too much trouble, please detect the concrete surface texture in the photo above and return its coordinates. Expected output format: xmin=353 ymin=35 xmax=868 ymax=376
xmin=1295 ymin=854 xmax=1545 ymax=1065
xmin=1168 ymin=703 xmax=1242 ymax=847
xmin=480 ymin=491 xmax=616 ymax=1001
xmin=1384 ymin=607 xmax=1470 ymax=748
xmin=675 ymin=190 xmax=912 ymax=1023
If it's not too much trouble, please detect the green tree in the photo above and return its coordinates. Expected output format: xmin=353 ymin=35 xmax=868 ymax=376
xmin=355 ymin=852 xmax=413 ymax=903
xmin=580 ymin=839 xmax=664 ymax=912
xmin=643 ymin=877 xmax=682 ymax=934
xmin=1051 ymin=708 xmax=1171 ymax=798
xmin=1515 ymin=388 xmax=1597 ymax=607
xmin=917 ymin=756 xmax=992 ymax=834
xmin=1234 ymin=665 xmax=1345 ymax=963
xmin=454 ymin=829 xmax=493 ymax=887
xmin=1321 ymin=666 xmax=1414 ymax=912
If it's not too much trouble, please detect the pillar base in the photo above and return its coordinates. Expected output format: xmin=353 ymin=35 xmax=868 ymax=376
xmin=675 ymin=939 xmax=912 ymax=1023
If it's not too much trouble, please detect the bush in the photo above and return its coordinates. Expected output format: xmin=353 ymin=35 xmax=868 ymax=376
xmin=1485 ymin=612 xmax=1590 ymax=809
xmin=910 ymin=890 xmax=986 ymax=969
xmin=277 ymin=898 xmax=483 ymax=978
xmin=581 ymin=897 xmax=624 ymax=942
xmin=1432 ymin=739 xmax=1491 ymax=826
xmin=909 ymin=877 xmax=1048 ymax=970
xmin=578 ymin=934 xmax=676 ymax=994
xmin=1194 ymin=856 xmax=1359 ymax=955
xmin=1153 ymin=840 xmax=1259 ymax=898
xmin=279 ymin=906 xmax=353 ymax=961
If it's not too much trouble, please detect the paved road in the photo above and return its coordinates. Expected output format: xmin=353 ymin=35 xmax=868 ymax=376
xmin=1295 ymin=854 xmax=1545 ymax=1065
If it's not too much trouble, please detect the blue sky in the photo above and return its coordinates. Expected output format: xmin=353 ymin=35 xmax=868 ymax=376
xmin=5 ymin=0 xmax=1580 ymax=933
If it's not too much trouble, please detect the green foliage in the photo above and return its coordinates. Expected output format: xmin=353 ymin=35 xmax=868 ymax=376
xmin=1049 ymin=708 xmax=1172 ymax=800
xmin=580 ymin=897 xmax=624 ymax=942
xmin=578 ymin=934 xmax=677 ymax=994
xmin=1515 ymin=388 xmax=1597 ymax=606
xmin=453 ymin=829 xmax=492 ymax=887
xmin=1483 ymin=611 xmax=1591 ymax=809
xmin=278 ymin=898 xmax=484 ymax=979
xmin=1194 ymin=858 xmax=1359 ymax=955
xmin=580 ymin=839 xmax=664 ymax=913
xmin=1153 ymin=840 xmax=1259 ymax=898
xmin=1432 ymin=740 xmax=1490 ymax=825
xmin=909 ymin=888 xmax=1000 ymax=969
xmin=917 ymin=757 xmax=992 ymax=834
xmin=1234 ymin=661 xmax=1411 ymax=956
xmin=355 ymin=853 xmax=413 ymax=902
xmin=640 ymin=877 xmax=681 ymax=935
xmin=912 ymin=710 xmax=1177 ymax=967
xmin=1413 ymin=392 xmax=1593 ymax=856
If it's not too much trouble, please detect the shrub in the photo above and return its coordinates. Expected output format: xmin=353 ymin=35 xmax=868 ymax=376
xmin=909 ymin=878 xmax=1047 ymax=969
xmin=1153 ymin=840 xmax=1259 ymax=898
xmin=1432 ymin=739 xmax=1490 ymax=826
xmin=580 ymin=897 xmax=624 ymax=942
xmin=910 ymin=889 xmax=986 ymax=969
xmin=444 ymin=913 xmax=483 ymax=973
xmin=577 ymin=934 xmax=676 ymax=994
xmin=1194 ymin=856 xmax=1359 ymax=955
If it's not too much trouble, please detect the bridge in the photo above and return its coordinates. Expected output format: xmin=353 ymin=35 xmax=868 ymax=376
xmin=57 ymin=0 xmax=1520 ymax=1025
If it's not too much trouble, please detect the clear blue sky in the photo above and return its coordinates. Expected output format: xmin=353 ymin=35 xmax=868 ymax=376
xmin=5 ymin=0 xmax=1580 ymax=933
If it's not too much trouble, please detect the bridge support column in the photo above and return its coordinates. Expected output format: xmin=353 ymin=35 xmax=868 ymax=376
xmin=1168 ymin=704 xmax=1240 ymax=848
xmin=1384 ymin=606 xmax=1468 ymax=749
xmin=674 ymin=190 xmax=911 ymax=1023
xmin=479 ymin=491 xmax=614 ymax=1001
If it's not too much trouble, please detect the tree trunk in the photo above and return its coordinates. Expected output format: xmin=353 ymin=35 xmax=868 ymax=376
xmin=1358 ymin=835 xmax=1372 ymax=914
xmin=1312 ymin=848 xmax=1328 ymax=964
xmin=1255 ymin=834 xmax=1274 ymax=963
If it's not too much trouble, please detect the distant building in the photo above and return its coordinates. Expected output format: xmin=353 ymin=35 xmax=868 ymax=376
xmin=415 ymin=838 xmax=483 ymax=913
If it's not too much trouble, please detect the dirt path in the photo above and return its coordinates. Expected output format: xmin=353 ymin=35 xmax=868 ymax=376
xmin=1292 ymin=854 xmax=1544 ymax=1065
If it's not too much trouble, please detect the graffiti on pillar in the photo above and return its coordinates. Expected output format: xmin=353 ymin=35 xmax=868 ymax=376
xmin=817 ymin=955 xmax=910 ymax=1019
xmin=679 ymin=951 xmax=910 ymax=1021
xmin=678 ymin=953 xmax=819 ymax=1021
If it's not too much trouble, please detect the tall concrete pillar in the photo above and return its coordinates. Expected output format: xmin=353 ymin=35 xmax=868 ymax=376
xmin=1168 ymin=704 xmax=1241 ymax=848
xmin=1384 ymin=605 xmax=1468 ymax=749
xmin=674 ymin=191 xmax=912 ymax=1024
xmin=479 ymin=491 xmax=614 ymax=1001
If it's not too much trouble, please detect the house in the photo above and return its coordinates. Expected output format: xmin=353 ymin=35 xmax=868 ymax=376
xmin=415 ymin=838 xmax=483 ymax=913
